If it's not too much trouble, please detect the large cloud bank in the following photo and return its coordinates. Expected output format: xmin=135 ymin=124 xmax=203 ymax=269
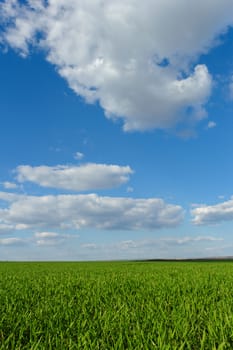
xmin=0 ymin=191 xmax=184 ymax=231
xmin=1 ymin=0 xmax=233 ymax=131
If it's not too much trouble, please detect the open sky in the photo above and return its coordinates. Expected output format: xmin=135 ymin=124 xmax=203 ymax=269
xmin=0 ymin=0 xmax=233 ymax=260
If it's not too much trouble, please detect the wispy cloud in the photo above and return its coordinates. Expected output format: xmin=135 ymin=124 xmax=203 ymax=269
xmin=0 ymin=237 xmax=25 ymax=246
xmin=0 ymin=224 xmax=15 ymax=234
xmin=160 ymin=236 xmax=223 ymax=245
xmin=81 ymin=243 xmax=98 ymax=250
xmin=115 ymin=236 xmax=223 ymax=249
xmin=81 ymin=235 xmax=224 ymax=260
xmin=34 ymin=231 xmax=75 ymax=246
xmin=126 ymin=186 xmax=134 ymax=193
xmin=1 ymin=181 xmax=18 ymax=189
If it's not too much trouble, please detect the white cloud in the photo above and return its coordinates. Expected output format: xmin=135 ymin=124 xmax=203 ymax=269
xmin=1 ymin=181 xmax=18 ymax=189
xmin=0 ymin=237 xmax=25 ymax=246
xmin=1 ymin=0 xmax=233 ymax=131
xmin=34 ymin=231 xmax=60 ymax=239
xmin=191 ymin=197 xmax=233 ymax=225
xmin=207 ymin=121 xmax=216 ymax=129
xmin=0 ymin=191 xmax=184 ymax=231
xmin=34 ymin=231 xmax=73 ymax=246
xmin=74 ymin=152 xmax=84 ymax=160
xmin=16 ymin=163 xmax=133 ymax=191
xmin=117 ymin=240 xmax=139 ymax=250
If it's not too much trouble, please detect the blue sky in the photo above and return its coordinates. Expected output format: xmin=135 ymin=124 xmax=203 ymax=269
xmin=0 ymin=0 xmax=233 ymax=260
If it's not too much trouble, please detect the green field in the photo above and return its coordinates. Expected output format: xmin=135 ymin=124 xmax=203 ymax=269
xmin=0 ymin=261 xmax=233 ymax=349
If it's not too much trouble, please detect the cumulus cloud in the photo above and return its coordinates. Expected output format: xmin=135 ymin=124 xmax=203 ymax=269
xmin=1 ymin=0 xmax=233 ymax=131
xmin=16 ymin=163 xmax=133 ymax=191
xmin=0 ymin=191 xmax=184 ymax=231
xmin=191 ymin=197 xmax=233 ymax=225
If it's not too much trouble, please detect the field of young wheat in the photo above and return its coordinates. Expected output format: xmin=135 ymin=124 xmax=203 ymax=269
xmin=0 ymin=261 xmax=233 ymax=349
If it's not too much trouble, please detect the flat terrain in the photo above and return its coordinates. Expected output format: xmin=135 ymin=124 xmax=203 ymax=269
xmin=0 ymin=261 xmax=233 ymax=349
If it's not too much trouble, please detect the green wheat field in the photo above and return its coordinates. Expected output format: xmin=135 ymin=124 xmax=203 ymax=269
xmin=1 ymin=261 xmax=233 ymax=349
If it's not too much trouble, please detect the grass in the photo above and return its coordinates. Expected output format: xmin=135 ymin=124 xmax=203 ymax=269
xmin=0 ymin=261 xmax=233 ymax=349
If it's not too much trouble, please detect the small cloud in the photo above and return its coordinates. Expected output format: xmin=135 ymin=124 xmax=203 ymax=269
xmin=36 ymin=239 xmax=57 ymax=246
xmin=207 ymin=121 xmax=216 ymax=129
xmin=118 ymin=240 xmax=138 ymax=249
xmin=191 ymin=197 xmax=233 ymax=225
xmin=15 ymin=224 xmax=29 ymax=230
xmin=34 ymin=231 xmax=75 ymax=246
xmin=126 ymin=186 xmax=134 ymax=193
xmin=49 ymin=146 xmax=62 ymax=153
xmin=218 ymin=195 xmax=225 ymax=200
xmin=74 ymin=152 xmax=84 ymax=160
xmin=34 ymin=232 xmax=59 ymax=239
xmin=0 ymin=224 xmax=14 ymax=234
xmin=0 ymin=237 xmax=25 ymax=246
xmin=190 ymin=203 xmax=202 ymax=208
xmin=1 ymin=181 xmax=18 ymax=189
xmin=81 ymin=243 xmax=98 ymax=249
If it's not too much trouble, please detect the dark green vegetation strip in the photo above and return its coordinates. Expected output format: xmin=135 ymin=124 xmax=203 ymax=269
xmin=0 ymin=261 xmax=233 ymax=349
